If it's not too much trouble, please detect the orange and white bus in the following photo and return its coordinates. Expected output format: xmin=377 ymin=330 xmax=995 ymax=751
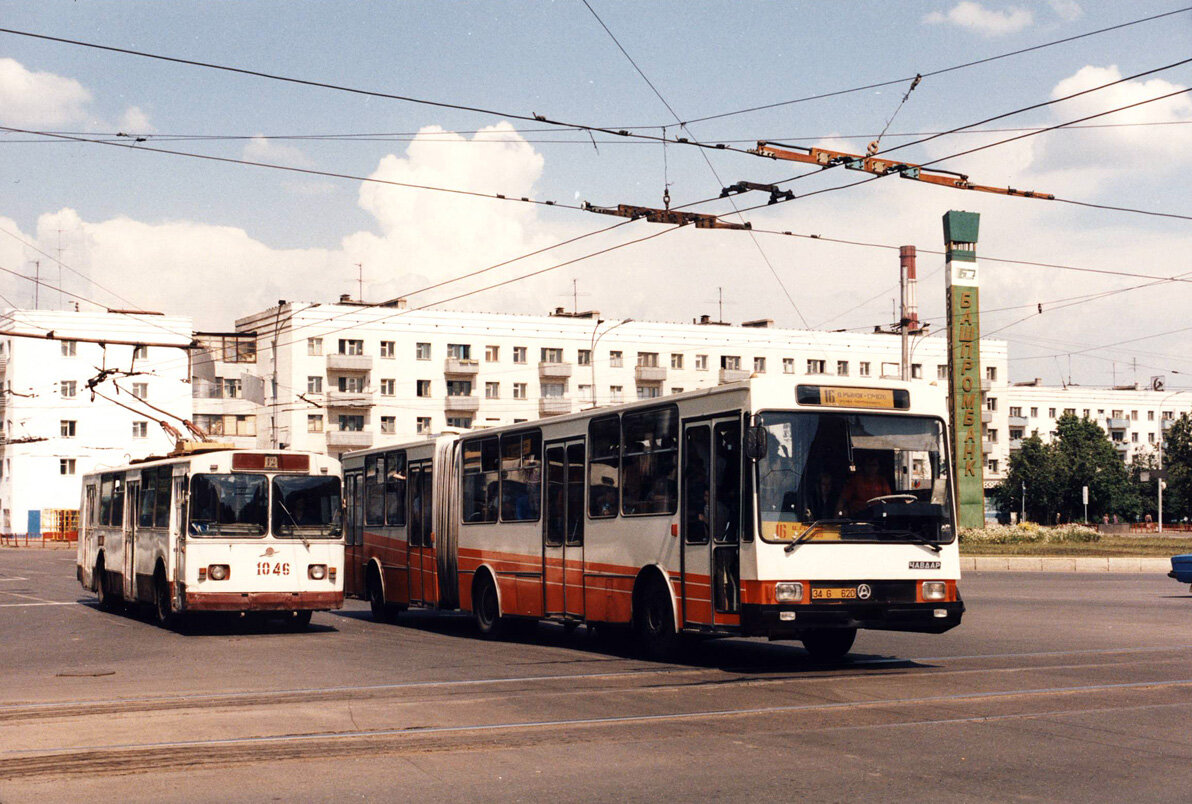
xmin=343 ymin=377 xmax=963 ymax=659
xmin=78 ymin=449 xmax=344 ymax=628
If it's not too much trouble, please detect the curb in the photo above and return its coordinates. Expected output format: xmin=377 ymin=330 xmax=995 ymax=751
xmin=960 ymin=556 xmax=1172 ymax=573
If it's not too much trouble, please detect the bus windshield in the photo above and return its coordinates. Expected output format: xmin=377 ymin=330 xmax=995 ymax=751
xmin=189 ymin=474 xmax=268 ymax=537
xmin=755 ymin=411 xmax=954 ymax=546
xmin=272 ymin=475 xmax=343 ymax=539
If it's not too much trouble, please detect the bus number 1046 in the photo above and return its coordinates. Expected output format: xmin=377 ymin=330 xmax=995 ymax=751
xmin=257 ymin=562 xmax=290 ymax=576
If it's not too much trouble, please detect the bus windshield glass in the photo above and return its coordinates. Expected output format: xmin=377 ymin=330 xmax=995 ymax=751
xmin=189 ymin=474 xmax=268 ymax=537
xmin=272 ymin=475 xmax=343 ymax=538
xmin=755 ymin=412 xmax=954 ymax=546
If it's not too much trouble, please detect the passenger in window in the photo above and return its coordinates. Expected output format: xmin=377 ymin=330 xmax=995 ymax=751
xmin=839 ymin=453 xmax=891 ymax=515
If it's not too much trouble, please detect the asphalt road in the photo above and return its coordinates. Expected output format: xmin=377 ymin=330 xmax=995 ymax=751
xmin=2 ymin=547 xmax=1191 ymax=802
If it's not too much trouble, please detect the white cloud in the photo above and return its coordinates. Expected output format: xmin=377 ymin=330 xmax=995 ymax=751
xmin=118 ymin=106 xmax=156 ymax=135
xmin=923 ymin=2 xmax=1034 ymax=36
xmin=242 ymin=135 xmax=313 ymax=168
xmin=0 ymin=58 xmax=91 ymax=127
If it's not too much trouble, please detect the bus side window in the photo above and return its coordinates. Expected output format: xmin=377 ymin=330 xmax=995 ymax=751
xmin=588 ymin=415 xmax=620 ymax=518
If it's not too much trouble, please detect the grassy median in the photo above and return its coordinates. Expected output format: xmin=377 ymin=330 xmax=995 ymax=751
xmin=959 ymin=523 xmax=1192 ymax=557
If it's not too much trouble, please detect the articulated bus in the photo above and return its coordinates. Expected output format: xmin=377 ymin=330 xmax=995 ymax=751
xmin=343 ymin=377 xmax=963 ymax=659
xmin=78 ymin=449 xmax=344 ymax=627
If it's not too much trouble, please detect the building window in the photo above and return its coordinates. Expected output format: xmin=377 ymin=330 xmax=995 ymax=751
xmin=447 ymin=380 xmax=472 ymax=397
xmin=636 ymin=386 xmax=660 ymax=400
xmin=133 ymin=345 xmax=148 ymax=360
xmin=986 ymin=366 xmax=998 ymax=381
xmin=485 ymin=382 xmax=500 ymax=399
xmin=807 ymin=359 xmax=826 ymax=375
xmin=446 ymin=416 xmax=472 ymax=429
xmin=911 ymin=363 xmax=922 ymax=379
xmin=132 ymin=382 xmax=148 ymax=399
xmin=416 ymin=342 xmax=431 ymax=360
xmin=307 ymin=376 xmax=323 ymax=394
xmin=513 ymin=383 xmax=527 ymax=399
xmin=485 ymin=345 xmax=500 ymax=362
xmin=609 ymin=351 xmax=623 ymax=368
xmin=61 ymin=340 xmax=77 ymax=357
xmin=338 ymin=375 xmax=365 ymax=393
xmin=380 ymin=340 xmax=395 ymax=358
xmin=417 ymin=379 xmax=431 ymax=397
xmin=132 ymin=421 xmax=149 ymax=438
xmin=637 ymin=352 xmax=659 ymax=368
xmin=307 ymin=415 xmax=323 ymax=433
xmin=339 ymin=339 xmax=364 ymax=356
xmin=223 ymin=378 xmax=242 ymax=398
xmin=542 ymin=347 xmax=564 ymax=363
xmin=610 ymin=385 xmax=623 ymax=403
xmin=380 ymin=378 xmax=395 ymax=396
xmin=859 ymin=361 xmax=871 ymax=377
xmin=754 ymin=357 xmax=766 ymax=374
xmin=670 ymin=353 xmax=683 ymax=369
xmin=578 ymin=349 xmax=592 ymax=366
xmin=447 ymin=343 xmax=471 ymax=360
xmin=783 ymin=358 xmax=795 ymax=374
xmin=381 ymin=416 xmax=396 ymax=434
xmin=416 ymin=417 xmax=432 ymax=434
xmin=60 ymin=380 xmax=77 ymax=398
xmin=695 ymin=354 xmax=708 ymax=371
xmin=836 ymin=360 xmax=848 ymax=376
xmin=308 ymin=337 xmax=323 ymax=356
xmin=60 ymin=420 xmax=76 ymax=438
xmin=721 ymin=355 xmax=741 ymax=371
xmin=513 ymin=346 xmax=527 ymax=364
xmin=60 ymin=458 xmax=76 ymax=475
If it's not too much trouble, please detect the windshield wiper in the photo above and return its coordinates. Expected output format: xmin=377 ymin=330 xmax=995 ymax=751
xmin=784 ymin=519 xmax=850 ymax=553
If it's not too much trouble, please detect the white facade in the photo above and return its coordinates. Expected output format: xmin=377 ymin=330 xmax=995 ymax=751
xmin=0 ymin=309 xmax=193 ymax=535
xmin=1002 ymin=384 xmax=1192 ymax=466
xmin=233 ymin=301 xmax=1011 ymax=462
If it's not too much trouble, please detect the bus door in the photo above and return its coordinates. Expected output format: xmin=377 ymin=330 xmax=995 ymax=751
xmin=124 ymin=479 xmax=140 ymax=600
xmin=407 ymin=460 xmax=435 ymax=605
xmin=681 ymin=416 xmax=742 ymax=628
xmin=543 ymin=440 xmax=585 ymax=619
xmin=345 ymin=470 xmax=364 ymax=597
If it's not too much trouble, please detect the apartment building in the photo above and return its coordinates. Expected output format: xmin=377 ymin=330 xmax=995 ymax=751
xmin=233 ymin=300 xmax=1011 ymax=463
xmin=0 ymin=308 xmax=193 ymax=535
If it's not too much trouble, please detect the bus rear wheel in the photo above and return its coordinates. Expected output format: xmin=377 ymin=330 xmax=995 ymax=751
xmin=801 ymin=628 xmax=856 ymax=662
xmin=635 ymin=578 xmax=678 ymax=661
xmin=473 ymin=573 xmax=503 ymax=638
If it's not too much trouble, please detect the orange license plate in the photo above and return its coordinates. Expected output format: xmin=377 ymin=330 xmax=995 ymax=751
xmin=811 ymin=587 xmax=857 ymax=601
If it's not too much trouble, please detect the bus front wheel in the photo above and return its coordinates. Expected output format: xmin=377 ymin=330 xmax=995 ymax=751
xmin=801 ymin=628 xmax=856 ymax=662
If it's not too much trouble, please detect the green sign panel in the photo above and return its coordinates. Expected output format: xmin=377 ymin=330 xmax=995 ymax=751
xmin=943 ymin=211 xmax=985 ymax=528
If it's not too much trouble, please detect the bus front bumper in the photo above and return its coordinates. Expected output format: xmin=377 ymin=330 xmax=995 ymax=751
xmin=741 ymin=600 xmax=965 ymax=638
xmin=184 ymin=590 xmax=343 ymax=612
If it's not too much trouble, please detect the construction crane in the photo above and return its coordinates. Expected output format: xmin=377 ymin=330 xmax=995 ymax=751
xmin=750 ymin=141 xmax=1054 ymax=200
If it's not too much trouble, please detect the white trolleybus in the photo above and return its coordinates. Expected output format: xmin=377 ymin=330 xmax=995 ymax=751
xmin=342 ymin=377 xmax=963 ymax=659
xmin=78 ymin=449 xmax=344 ymax=628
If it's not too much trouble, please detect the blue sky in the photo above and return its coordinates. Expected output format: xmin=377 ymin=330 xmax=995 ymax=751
xmin=1 ymin=1 xmax=1190 ymax=387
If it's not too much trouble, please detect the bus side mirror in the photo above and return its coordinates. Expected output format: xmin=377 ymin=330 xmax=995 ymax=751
xmin=744 ymin=426 xmax=767 ymax=461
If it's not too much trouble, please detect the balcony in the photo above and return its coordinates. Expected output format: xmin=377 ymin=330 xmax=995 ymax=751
xmin=539 ymin=397 xmax=572 ymax=416
xmin=539 ymin=361 xmax=573 ymax=379
xmin=1107 ymin=418 xmax=1130 ymax=430
xmin=1008 ymin=415 xmax=1028 ymax=427
xmin=444 ymin=358 xmax=480 ymax=376
xmin=325 ymin=390 xmax=374 ymax=408
xmin=445 ymin=395 xmax=480 ymax=413
xmin=327 ymin=353 xmax=372 ymax=372
xmin=981 ymin=409 xmax=993 ymax=423
xmin=719 ymin=368 xmax=751 ymax=384
xmin=635 ymin=365 xmax=667 ymax=383
xmin=326 ymin=429 xmax=373 ymax=449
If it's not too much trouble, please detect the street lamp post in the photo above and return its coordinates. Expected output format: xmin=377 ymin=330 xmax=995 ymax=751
xmin=588 ymin=318 xmax=633 ymax=409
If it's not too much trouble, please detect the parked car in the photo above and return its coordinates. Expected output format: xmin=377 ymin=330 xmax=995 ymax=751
xmin=1169 ymin=554 xmax=1192 ymax=587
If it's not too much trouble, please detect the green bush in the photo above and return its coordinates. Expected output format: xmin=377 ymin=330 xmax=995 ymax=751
xmin=959 ymin=524 xmax=1100 ymax=544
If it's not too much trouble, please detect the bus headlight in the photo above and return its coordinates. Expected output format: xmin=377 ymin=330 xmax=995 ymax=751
xmin=922 ymin=581 xmax=947 ymax=601
xmin=308 ymin=564 xmax=327 ymax=581
xmin=208 ymin=564 xmax=230 ymax=581
xmin=774 ymin=582 xmax=804 ymax=603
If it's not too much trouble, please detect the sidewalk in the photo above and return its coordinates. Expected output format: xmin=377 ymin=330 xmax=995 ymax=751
xmin=961 ymin=556 xmax=1172 ymax=573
